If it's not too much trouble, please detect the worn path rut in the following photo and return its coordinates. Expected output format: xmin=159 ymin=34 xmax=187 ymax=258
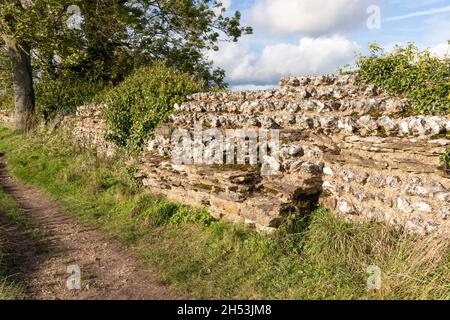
xmin=0 ymin=159 xmax=181 ymax=300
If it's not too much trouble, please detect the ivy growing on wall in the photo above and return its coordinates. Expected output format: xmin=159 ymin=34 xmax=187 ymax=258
xmin=354 ymin=43 xmax=450 ymax=115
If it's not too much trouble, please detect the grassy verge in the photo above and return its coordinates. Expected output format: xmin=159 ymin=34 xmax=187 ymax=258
xmin=0 ymin=124 xmax=448 ymax=299
xmin=0 ymin=187 xmax=26 ymax=299
xmin=0 ymin=246 xmax=23 ymax=299
xmin=0 ymin=186 xmax=49 ymax=241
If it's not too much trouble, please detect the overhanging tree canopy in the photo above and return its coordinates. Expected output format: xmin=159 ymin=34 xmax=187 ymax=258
xmin=0 ymin=0 xmax=252 ymax=130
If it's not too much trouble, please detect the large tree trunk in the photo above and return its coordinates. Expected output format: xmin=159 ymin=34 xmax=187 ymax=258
xmin=2 ymin=35 xmax=35 ymax=131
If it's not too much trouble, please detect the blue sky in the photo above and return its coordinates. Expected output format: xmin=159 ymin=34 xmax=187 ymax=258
xmin=208 ymin=0 xmax=450 ymax=89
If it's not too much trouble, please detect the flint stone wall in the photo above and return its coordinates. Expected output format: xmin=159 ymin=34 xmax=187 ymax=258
xmin=61 ymin=104 xmax=116 ymax=157
xmin=61 ymin=74 xmax=450 ymax=235
xmin=0 ymin=109 xmax=14 ymax=124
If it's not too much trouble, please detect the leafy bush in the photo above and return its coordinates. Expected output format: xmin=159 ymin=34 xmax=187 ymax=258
xmin=355 ymin=43 xmax=450 ymax=115
xmin=102 ymin=62 xmax=206 ymax=150
xmin=35 ymin=77 xmax=107 ymax=120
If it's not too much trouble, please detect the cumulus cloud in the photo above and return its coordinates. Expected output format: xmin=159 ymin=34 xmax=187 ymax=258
xmin=249 ymin=0 xmax=378 ymax=36
xmin=209 ymin=36 xmax=359 ymax=86
xmin=232 ymin=84 xmax=278 ymax=91
xmin=213 ymin=0 xmax=232 ymax=15
xmin=221 ymin=0 xmax=232 ymax=10
xmin=429 ymin=42 xmax=450 ymax=58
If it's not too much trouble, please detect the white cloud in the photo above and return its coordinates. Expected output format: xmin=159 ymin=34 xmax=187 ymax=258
xmin=209 ymin=36 xmax=359 ymax=86
xmin=249 ymin=0 xmax=377 ymax=36
xmin=213 ymin=0 xmax=232 ymax=15
xmin=221 ymin=0 xmax=231 ymax=10
xmin=429 ymin=42 xmax=450 ymax=58
xmin=232 ymin=84 xmax=278 ymax=91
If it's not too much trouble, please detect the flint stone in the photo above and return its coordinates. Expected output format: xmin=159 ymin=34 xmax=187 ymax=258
xmin=415 ymin=202 xmax=433 ymax=213
xmin=386 ymin=176 xmax=402 ymax=189
xmin=367 ymin=176 xmax=386 ymax=188
xmin=358 ymin=115 xmax=378 ymax=132
xmin=439 ymin=206 xmax=449 ymax=220
xmin=397 ymin=197 xmax=414 ymax=213
xmin=338 ymin=200 xmax=358 ymax=215
xmin=323 ymin=167 xmax=334 ymax=176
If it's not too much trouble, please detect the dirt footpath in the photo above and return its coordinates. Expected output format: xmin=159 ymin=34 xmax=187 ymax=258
xmin=0 ymin=159 xmax=181 ymax=300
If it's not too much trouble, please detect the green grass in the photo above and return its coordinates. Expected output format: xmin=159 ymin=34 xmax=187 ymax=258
xmin=0 ymin=250 xmax=23 ymax=299
xmin=0 ymin=233 xmax=24 ymax=300
xmin=0 ymin=124 xmax=448 ymax=300
xmin=0 ymin=185 xmax=49 ymax=241
xmin=0 ymin=187 xmax=27 ymax=299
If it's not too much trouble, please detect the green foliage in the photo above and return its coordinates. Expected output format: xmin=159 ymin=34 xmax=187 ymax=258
xmin=169 ymin=207 xmax=215 ymax=226
xmin=35 ymin=77 xmax=108 ymax=119
xmin=0 ymin=90 xmax=13 ymax=110
xmin=1 ymin=0 xmax=251 ymax=109
xmin=144 ymin=201 xmax=181 ymax=227
xmin=0 ymin=247 xmax=23 ymax=299
xmin=102 ymin=62 xmax=206 ymax=150
xmin=0 ymin=184 xmax=49 ymax=239
xmin=0 ymin=187 xmax=27 ymax=299
xmin=0 ymin=185 xmax=32 ymax=230
xmin=441 ymin=148 xmax=450 ymax=171
xmin=0 ymin=125 xmax=449 ymax=300
xmin=0 ymin=46 xmax=13 ymax=110
xmin=355 ymin=43 xmax=450 ymax=115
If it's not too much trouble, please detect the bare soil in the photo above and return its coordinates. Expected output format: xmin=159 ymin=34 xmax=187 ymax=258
xmin=0 ymin=159 xmax=181 ymax=300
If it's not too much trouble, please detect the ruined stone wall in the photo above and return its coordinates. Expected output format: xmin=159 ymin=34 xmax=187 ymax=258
xmin=0 ymin=109 xmax=14 ymax=124
xmin=61 ymin=104 xmax=116 ymax=157
xmin=62 ymin=74 xmax=450 ymax=235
